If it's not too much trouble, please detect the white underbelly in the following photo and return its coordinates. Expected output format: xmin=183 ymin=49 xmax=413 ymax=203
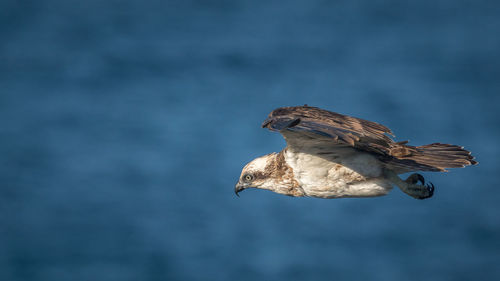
xmin=285 ymin=149 xmax=392 ymax=198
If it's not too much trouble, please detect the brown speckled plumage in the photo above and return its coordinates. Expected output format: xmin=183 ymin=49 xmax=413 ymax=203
xmin=265 ymin=150 xmax=304 ymax=196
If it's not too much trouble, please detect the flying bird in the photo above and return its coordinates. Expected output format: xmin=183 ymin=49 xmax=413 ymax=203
xmin=235 ymin=105 xmax=477 ymax=199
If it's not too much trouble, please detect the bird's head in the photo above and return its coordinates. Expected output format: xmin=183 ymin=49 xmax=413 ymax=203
xmin=235 ymin=153 xmax=278 ymax=196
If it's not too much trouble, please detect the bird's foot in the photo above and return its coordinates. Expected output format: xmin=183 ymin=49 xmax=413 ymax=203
xmin=403 ymin=173 xmax=434 ymax=200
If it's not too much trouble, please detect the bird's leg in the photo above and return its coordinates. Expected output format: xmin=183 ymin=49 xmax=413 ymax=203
xmin=384 ymin=170 xmax=435 ymax=200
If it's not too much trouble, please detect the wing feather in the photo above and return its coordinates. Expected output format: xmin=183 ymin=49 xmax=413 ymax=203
xmin=262 ymin=105 xmax=395 ymax=155
xmin=262 ymin=105 xmax=477 ymax=173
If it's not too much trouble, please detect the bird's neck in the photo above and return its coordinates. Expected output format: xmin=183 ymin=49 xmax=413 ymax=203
xmin=269 ymin=149 xmax=304 ymax=197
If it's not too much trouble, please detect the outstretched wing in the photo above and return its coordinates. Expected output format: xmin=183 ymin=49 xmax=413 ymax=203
xmin=262 ymin=105 xmax=477 ymax=172
xmin=262 ymin=105 xmax=396 ymax=156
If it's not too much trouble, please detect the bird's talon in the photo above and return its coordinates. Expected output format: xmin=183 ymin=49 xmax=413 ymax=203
xmin=417 ymin=174 xmax=425 ymax=185
xmin=427 ymin=182 xmax=435 ymax=192
xmin=405 ymin=178 xmax=435 ymax=200
xmin=406 ymin=173 xmax=425 ymax=185
xmin=418 ymin=182 xmax=435 ymax=199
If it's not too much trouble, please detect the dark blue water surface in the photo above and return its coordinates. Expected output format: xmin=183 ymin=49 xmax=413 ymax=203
xmin=1 ymin=1 xmax=499 ymax=280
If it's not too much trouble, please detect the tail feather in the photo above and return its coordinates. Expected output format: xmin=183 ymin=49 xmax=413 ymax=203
xmin=386 ymin=143 xmax=477 ymax=173
xmin=411 ymin=143 xmax=477 ymax=172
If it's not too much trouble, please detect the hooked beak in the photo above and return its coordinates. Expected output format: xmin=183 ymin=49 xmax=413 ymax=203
xmin=234 ymin=182 xmax=245 ymax=197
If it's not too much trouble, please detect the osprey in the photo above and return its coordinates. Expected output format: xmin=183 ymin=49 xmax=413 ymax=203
xmin=235 ymin=106 xmax=477 ymax=199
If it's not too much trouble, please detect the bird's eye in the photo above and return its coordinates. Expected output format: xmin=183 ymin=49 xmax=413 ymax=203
xmin=243 ymin=174 xmax=254 ymax=182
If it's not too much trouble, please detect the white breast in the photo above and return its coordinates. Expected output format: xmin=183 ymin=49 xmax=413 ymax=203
xmin=284 ymin=148 xmax=392 ymax=198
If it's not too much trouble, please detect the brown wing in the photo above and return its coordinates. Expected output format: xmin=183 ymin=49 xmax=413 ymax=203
xmin=262 ymin=105 xmax=477 ymax=172
xmin=262 ymin=105 xmax=396 ymax=156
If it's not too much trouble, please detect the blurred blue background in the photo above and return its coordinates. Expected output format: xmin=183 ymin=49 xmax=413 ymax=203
xmin=1 ymin=0 xmax=499 ymax=280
